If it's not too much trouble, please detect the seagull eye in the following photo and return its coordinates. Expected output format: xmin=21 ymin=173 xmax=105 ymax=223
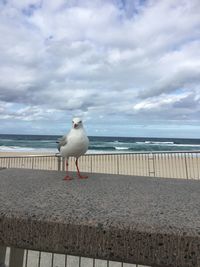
xmin=79 ymin=121 xmax=82 ymax=123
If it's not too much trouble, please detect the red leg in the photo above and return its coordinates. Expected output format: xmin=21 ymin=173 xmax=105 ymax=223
xmin=64 ymin=159 xmax=73 ymax=180
xmin=75 ymin=158 xmax=88 ymax=179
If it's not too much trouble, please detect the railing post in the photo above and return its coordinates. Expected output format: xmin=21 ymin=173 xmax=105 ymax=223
xmin=8 ymin=158 xmax=10 ymax=169
xmin=57 ymin=155 xmax=61 ymax=171
xmin=0 ymin=245 xmax=6 ymax=266
xmin=117 ymin=155 xmax=119 ymax=174
xmin=9 ymin=247 xmax=24 ymax=267
xmin=90 ymin=156 xmax=92 ymax=173
xmin=62 ymin=157 xmax=65 ymax=171
xmin=148 ymin=153 xmax=155 ymax=177
xmin=31 ymin=157 xmax=34 ymax=169
xmin=184 ymin=154 xmax=189 ymax=179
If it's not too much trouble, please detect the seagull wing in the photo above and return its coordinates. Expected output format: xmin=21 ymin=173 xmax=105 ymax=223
xmin=56 ymin=135 xmax=67 ymax=152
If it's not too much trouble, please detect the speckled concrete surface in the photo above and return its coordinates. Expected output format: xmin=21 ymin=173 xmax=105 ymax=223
xmin=0 ymin=168 xmax=200 ymax=267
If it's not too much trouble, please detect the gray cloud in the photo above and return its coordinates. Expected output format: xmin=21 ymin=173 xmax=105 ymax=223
xmin=0 ymin=0 xmax=200 ymax=135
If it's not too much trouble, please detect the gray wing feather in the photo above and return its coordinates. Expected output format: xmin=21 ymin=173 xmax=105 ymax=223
xmin=56 ymin=135 xmax=67 ymax=152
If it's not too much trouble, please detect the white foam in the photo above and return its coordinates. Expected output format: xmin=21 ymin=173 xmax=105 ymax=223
xmin=144 ymin=141 xmax=174 ymax=145
xmin=0 ymin=146 xmax=57 ymax=153
xmin=115 ymin=146 xmax=129 ymax=150
xmin=174 ymin=144 xmax=200 ymax=148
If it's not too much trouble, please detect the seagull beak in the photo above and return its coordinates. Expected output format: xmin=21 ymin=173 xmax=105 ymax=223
xmin=74 ymin=123 xmax=78 ymax=128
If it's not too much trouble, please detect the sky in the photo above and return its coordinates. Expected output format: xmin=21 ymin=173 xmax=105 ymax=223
xmin=0 ymin=0 xmax=200 ymax=138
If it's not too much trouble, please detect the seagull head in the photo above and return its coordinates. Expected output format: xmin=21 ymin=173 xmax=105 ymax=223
xmin=72 ymin=117 xmax=83 ymax=129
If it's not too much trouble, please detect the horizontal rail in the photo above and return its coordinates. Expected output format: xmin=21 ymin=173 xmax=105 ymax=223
xmin=0 ymin=150 xmax=200 ymax=158
xmin=84 ymin=150 xmax=200 ymax=156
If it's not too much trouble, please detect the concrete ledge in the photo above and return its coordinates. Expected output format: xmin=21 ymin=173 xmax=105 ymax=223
xmin=0 ymin=168 xmax=200 ymax=267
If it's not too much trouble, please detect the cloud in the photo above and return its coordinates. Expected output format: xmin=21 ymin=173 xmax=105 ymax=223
xmin=0 ymin=0 xmax=200 ymax=136
xmin=133 ymin=90 xmax=200 ymax=122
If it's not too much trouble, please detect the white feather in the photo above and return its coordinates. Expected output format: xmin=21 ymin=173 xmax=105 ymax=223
xmin=58 ymin=118 xmax=89 ymax=159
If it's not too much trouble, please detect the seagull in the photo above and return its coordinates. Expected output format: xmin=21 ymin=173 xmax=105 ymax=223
xmin=57 ymin=118 xmax=89 ymax=180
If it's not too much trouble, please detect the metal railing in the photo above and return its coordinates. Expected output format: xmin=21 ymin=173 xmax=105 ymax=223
xmin=2 ymin=247 xmax=149 ymax=267
xmin=0 ymin=151 xmax=200 ymax=179
xmin=0 ymin=155 xmax=59 ymax=171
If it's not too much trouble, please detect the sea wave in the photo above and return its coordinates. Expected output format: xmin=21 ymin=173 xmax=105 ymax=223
xmin=136 ymin=141 xmax=174 ymax=145
xmin=89 ymin=145 xmax=115 ymax=150
xmin=0 ymin=145 xmax=56 ymax=153
xmin=114 ymin=146 xmax=129 ymax=150
xmin=1 ymin=134 xmax=200 ymax=154
xmin=172 ymin=144 xmax=200 ymax=147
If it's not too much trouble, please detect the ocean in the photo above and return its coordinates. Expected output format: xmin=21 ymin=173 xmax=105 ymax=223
xmin=0 ymin=134 xmax=200 ymax=154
